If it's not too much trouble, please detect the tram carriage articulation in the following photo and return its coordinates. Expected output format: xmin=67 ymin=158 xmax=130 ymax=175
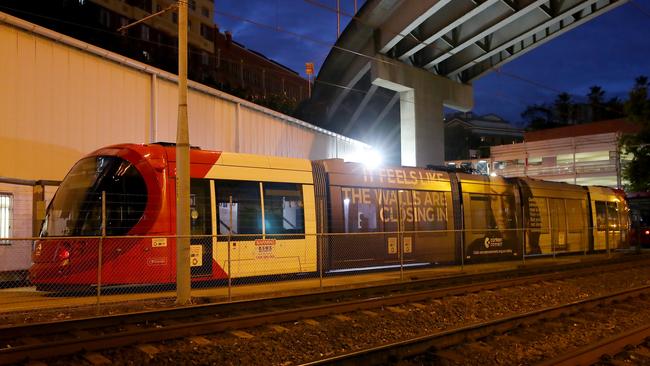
xmin=30 ymin=143 xmax=630 ymax=289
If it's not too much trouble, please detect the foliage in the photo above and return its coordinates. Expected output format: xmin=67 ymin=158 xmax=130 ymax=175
xmin=587 ymin=86 xmax=605 ymax=121
xmin=521 ymin=84 xmax=624 ymax=131
xmin=622 ymin=76 xmax=650 ymax=191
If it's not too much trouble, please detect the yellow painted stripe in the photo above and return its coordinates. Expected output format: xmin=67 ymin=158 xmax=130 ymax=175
xmin=217 ymin=152 xmax=312 ymax=171
xmin=205 ymin=165 xmax=313 ymax=184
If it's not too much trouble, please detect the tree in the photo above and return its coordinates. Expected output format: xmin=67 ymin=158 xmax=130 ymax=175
xmin=553 ymin=92 xmax=575 ymax=125
xmin=603 ymin=96 xmax=625 ymax=120
xmin=625 ymin=76 xmax=650 ymax=122
xmin=521 ymin=103 xmax=554 ymax=131
xmin=621 ymin=76 xmax=650 ymax=191
xmin=587 ymin=85 xmax=605 ymax=121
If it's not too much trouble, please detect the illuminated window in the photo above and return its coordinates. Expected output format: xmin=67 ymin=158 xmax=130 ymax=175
xmin=0 ymin=193 xmax=12 ymax=244
xmin=263 ymin=183 xmax=305 ymax=236
xmin=216 ymin=180 xmax=262 ymax=237
xmin=341 ymin=187 xmax=380 ymax=233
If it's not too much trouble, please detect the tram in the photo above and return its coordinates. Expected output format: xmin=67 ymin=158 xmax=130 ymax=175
xmin=30 ymin=143 xmax=630 ymax=289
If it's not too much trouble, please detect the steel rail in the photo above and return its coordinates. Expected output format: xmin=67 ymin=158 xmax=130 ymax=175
xmin=537 ymin=323 xmax=650 ymax=366
xmin=299 ymin=285 xmax=650 ymax=366
xmin=0 ymin=255 xmax=648 ymax=365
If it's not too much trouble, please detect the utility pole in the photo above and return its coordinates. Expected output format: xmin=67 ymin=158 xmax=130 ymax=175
xmin=115 ymin=1 xmax=188 ymax=305
xmin=176 ymin=0 xmax=191 ymax=305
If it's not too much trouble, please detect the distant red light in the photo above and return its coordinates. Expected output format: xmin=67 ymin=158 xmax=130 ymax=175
xmin=645 ymin=230 xmax=650 ymax=235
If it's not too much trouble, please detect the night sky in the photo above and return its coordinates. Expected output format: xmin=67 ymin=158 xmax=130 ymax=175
xmin=215 ymin=0 xmax=650 ymax=126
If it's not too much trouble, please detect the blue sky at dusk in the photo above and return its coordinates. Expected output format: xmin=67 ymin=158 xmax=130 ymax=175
xmin=214 ymin=0 xmax=650 ymax=125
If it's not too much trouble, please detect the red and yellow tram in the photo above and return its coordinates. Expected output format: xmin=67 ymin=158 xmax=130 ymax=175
xmin=30 ymin=143 xmax=630 ymax=289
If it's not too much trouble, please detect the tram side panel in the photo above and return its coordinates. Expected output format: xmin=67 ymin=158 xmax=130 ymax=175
xmin=204 ymin=152 xmax=318 ymax=278
xmin=517 ymin=179 xmax=590 ymax=255
xmin=459 ymin=174 xmax=522 ymax=263
xmin=319 ymin=160 xmax=456 ymax=271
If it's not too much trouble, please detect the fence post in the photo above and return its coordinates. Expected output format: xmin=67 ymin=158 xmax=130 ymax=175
xmin=584 ymin=223 xmax=588 ymax=256
xmin=460 ymin=227 xmax=465 ymax=271
xmin=604 ymin=204 xmax=610 ymax=257
xmin=552 ymin=228 xmax=556 ymax=259
xmin=97 ymin=191 xmax=106 ymax=314
xmin=319 ymin=200 xmax=324 ymax=290
xmin=398 ymin=197 xmax=404 ymax=282
xmin=636 ymin=215 xmax=641 ymax=254
xmin=521 ymin=227 xmax=526 ymax=265
xmin=228 ymin=195 xmax=232 ymax=301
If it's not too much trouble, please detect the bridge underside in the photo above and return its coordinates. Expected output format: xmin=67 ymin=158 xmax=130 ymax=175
xmin=299 ymin=0 xmax=626 ymax=167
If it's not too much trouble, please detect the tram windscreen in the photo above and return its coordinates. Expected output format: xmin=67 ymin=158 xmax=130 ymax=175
xmin=41 ymin=156 xmax=147 ymax=236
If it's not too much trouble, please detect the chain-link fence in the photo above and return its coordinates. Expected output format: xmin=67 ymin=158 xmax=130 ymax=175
xmin=0 ymin=228 xmax=632 ymax=317
xmin=0 ymin=188 xmax=633 ymax=318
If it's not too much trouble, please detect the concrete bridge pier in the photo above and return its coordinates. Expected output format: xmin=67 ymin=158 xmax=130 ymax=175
xmin=371 ymin=56 xmax=473 ymax=167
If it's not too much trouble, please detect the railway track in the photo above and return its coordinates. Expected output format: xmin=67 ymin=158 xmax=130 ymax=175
xmin=1 ymin=254 xmax=648 ymax=365
xmin=304 ymin=286 xmax=650 ymax=365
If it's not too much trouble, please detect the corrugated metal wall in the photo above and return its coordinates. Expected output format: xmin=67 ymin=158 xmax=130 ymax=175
xmin=0 ymin=12 xmax=370 ymax=181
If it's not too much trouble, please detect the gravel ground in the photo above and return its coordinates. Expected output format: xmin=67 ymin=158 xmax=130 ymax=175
xmin=0 ymin=297 xmax=179 ymax=326
xmin=410 ymin=298 xmax=650 ymax=365
xmin=44 ymin=265 xmax=650 ymax=365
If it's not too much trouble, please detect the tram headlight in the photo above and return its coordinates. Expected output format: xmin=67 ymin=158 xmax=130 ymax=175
xmin=57 ymin=243 xmax=71 ymax=262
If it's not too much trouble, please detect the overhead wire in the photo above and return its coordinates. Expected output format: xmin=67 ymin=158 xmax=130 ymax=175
xmin=0 ymin=3 xmax=315 ymax=96
xmin=215 ymin=0 xmax=635 ymax=110
xmin=0 ymin=1 xmax=640 ymax=117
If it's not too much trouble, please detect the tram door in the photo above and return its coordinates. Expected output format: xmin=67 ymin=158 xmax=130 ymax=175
xmin=190 ymin=179 xmax=213 ymax=277
xmin=594 ymin=201 xmax=621 ymax=250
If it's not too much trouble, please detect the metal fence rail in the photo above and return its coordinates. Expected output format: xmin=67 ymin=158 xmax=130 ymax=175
xmin=0 ymin=224 xmax=632 ymax=316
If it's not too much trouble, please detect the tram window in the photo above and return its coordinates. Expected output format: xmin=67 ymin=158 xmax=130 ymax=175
xmin=595 ymin=201 xmax=608 ymax=231
xmin=190 ymin=179 xmax=212 ymax=235
xmin=380 ymin=189 xmax=399 ymax=232
xmin=470 ymin=195 xmax=493 ymax=230
xmin=216 ymin=180 xmax=262 ymax=236
xmin=607 ymin=202 xmax=620 ymax=230
xmin=411 ymin=190 xmax=447 ymax=231
xmin=470 ymin=194 xmax=516 ymax=230
xmin=93 ymin=157 xmax=147 ymax=236
xmin=565 ymin=199 xmax=585 ymax=233
xmin=549 ymin=199 xmax=567 ymax=233
xmin=341 ymin=187 xmax=379 ymax=233
xmin=263 ymin=183 xmax=305 ymax=235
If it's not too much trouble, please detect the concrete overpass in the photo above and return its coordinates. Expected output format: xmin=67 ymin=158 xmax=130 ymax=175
xmin=299 ymin=0 xmax=628 ymax=167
